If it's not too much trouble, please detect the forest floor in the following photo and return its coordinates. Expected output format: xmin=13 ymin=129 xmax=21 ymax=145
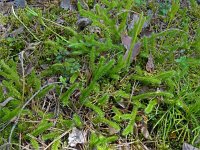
xmin=1 ymin=0 xmax=200 ymax=150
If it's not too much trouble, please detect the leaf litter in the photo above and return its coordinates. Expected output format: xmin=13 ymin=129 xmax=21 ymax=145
xmin=146 ymin=53 xmax=155 ymax=73
xmin=121 ymin=34 xmax=141 ymax=62
xmin=68 ymin=127 xmax=87 ymax=147
xmin=1 ymin=0 xmax=200 ymax=150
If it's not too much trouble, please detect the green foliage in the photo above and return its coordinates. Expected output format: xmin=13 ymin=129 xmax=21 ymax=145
xmin=0 ymin=60 xmax=21 ymax=88
xmin=132 ymin=91 xmax=174 ymax=100
xmin=36 ymin=85 xmax=54 ymax=99
xmin=41 ymin=60 xmax=80 ymax=78
xmin=42 ymin=132 xmax=61 ymax=141
xmin=122 ymin=105 xmax=138 ymax=136
xmin=97 ymin=94 xmax=109 ymax=106
xmin=73 ymin=114 xmax=83 ymax=128
xmin=112 ymin=106 xmax=123 ymax=122
xmin=127 ymin=13 xmax=146 ymax=67
xmin=1 ymin=107 xmax=21 ymax=122
xmin=85 ymin=101 xmax=105 ymax=117
xmin=60 ymin=83 xmax=78 ymax=106
xmin=51 ymin=139 xmax=61 ymax=150
xmin=168 ymin=1 xmax=180 ymax=24
xmin=80 ymin=58 xmax=115 ymax=103
xmin=114 ymin=90 xmax=130 ymax=99
xmin=109 ymin=55 xmax=125 ymax=79
xmin=132 ymin=75 xmax=161 ymax=86
xmin=29 ymin=135 xmax=39 ymax=150
xmin=89 ymin=132 xmax=117 ymax=150
xmin=145 ymin=99 xmax=157 ymax=114
xmin=1 ymin=0 xmax=200 ymax=149
xmin=26 ymin=70 xmax=41 ymax=91
xmin=0 ymin=38 xmax=25 ymax=59
xmin=158 ymin=1 xmax=171 ymax=15
xmin=31 ymin=120 xmax=53 ymax=137
xmin=134 ymin=0 xmax=146 ymax=6
xmin=78 ymin=0 xmax=137 ymax=43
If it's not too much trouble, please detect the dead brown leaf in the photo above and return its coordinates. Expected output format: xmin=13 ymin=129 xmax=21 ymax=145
xmin=169 ymin=131 xmax=177 ymax=139
xmin=141 ymin=124 xmax=150 ymax=139
xmin=121 ymin=34 xmax=141 ymax=62
xmin=146 ymin=53 xmax=154 ymax=73
xmin=140 ymin=115 xmax=150 ymax=139
xmin=6 ymin=26 xmax=24 ymax=38
xmin=24 ymin=63 xmax=33 ymax=76
xmin=121 ymin=34 xmax=131 ymax=50
xmin=109 ymin=126 xmax=120 ymax=135
xmin=141 ymin=29 xmax=152 ymax=37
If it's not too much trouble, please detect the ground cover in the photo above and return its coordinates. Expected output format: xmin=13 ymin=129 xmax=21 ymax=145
xmin=0 ymin=0 xmax=200 ymax=149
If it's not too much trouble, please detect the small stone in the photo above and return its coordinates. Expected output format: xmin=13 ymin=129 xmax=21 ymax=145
xmin=14 ymin=0 xmax=26 ymax=8
xmin=60 ymin=0 xmax=71 ymax=10
xmin=76 ymin=18 xmax=92 ymax=30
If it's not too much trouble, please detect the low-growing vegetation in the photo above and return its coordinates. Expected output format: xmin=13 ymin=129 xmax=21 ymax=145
xmin=0 ymin=0 xmax=200 ymax=149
